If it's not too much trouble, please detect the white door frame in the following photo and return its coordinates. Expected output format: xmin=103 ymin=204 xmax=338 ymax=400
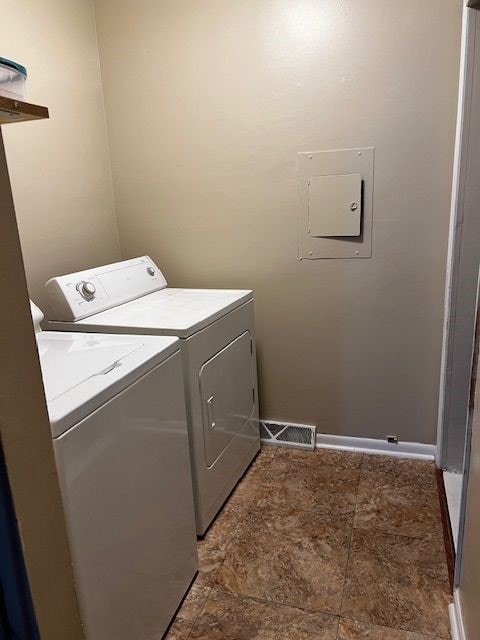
xmin=437 ymin=4 xmax=478 ymax=471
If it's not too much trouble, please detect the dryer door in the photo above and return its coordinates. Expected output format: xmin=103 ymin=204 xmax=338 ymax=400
xmin=199 ymin=331 xmax=255 ymax=467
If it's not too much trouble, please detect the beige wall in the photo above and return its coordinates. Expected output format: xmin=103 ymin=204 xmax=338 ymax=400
xmin=95 ymin=0 xmax=462 ymax=442
xmin=0 ymin=132 xmax=83 ymax=639
xmin=0 ymin=0 xmax=120 ymax=308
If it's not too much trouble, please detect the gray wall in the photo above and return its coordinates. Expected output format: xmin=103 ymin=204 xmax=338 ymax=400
xmin=94 ymin=0 xmax=462 ymax=443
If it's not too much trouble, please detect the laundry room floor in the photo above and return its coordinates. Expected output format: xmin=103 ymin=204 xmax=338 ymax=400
xmin=166 ymin=447 xmax=452 ymax=640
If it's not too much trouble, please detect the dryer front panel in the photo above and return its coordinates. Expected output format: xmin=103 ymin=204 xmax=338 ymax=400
xmin=199 ymin=330 xmax=255 ymax=467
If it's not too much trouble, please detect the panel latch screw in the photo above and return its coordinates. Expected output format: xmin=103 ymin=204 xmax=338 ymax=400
xmin=350 ymin=202 xmax=358 ymax=212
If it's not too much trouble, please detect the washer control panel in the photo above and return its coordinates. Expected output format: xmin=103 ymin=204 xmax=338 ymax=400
xmin=45 ymin=256 xmax=167 ymax=322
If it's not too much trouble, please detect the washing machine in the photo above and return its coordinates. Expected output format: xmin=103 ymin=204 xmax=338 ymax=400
xmin=30 ymin=301 xmax=198 ymax=640
xmin=44 ymin=256 xmax=260 ymax=534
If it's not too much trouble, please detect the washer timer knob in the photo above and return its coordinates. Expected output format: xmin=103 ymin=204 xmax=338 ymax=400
xmin=77 ymin=281 xmax=96 ymax=301
xmin=147 ymin=267 xmax=155 ymax=276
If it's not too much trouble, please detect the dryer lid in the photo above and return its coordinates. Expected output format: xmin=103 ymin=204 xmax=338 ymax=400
xmin=51 ymin=288 xmax=253 ymax=338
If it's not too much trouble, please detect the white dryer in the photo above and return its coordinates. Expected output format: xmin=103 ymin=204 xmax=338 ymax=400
xmin=44 ymin=256 xmax=260 ymax=534
xmin=30 ymin=302 xmax=198 ymax=640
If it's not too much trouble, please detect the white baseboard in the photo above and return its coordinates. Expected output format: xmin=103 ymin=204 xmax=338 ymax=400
xmin=449 ymin=589 xmax=467 ymax=640
xmin=315 ymin=433 xmax=435 ymax=460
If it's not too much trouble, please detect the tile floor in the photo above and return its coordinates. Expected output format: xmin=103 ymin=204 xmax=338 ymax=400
xmin=166 ymin=447 xmax=451 ymax=640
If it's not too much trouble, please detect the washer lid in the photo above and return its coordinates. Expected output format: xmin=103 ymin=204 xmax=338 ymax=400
xmin=37 ymin=333 xmax=142 ymax=402
xmin=36 ymin=331 xmax=180 ymax=437
xmin=51 ymin=288 xmax=253 ymax=338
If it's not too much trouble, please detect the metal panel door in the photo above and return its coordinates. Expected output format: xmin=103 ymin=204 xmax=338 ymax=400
xmin=200 ymin=331 xmax=255 ymax=467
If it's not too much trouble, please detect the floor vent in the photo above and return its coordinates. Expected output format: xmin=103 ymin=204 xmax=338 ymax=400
xmin=260 ymin=420 xmax=316 ymax=450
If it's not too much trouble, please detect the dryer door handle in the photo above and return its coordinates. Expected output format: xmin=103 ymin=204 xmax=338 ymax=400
xmin=206 ymin=395 xmax=216 ymax=430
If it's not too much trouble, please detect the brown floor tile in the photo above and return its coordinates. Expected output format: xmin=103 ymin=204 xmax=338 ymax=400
xmin=354 ymin=461 xmax=442 ymax=538
xmin=197 ymin=447 xmax=275 ymax=581
xmin=227 ymin=447 xmax=277 ymax=510
xmin=361 ymin=455 xmax=436 ymax=478
xmin=257 ymin=445 xmax=278 ymax=460
xmin=341 ymin=529 xmax=451 ymax=638
xmin=165 ymin=577 xmax=211 ymax=640
xmin=215 ymin=505 xmax=353 ymax=614
xmin=189 ymin=588 xmax=339 ymax=639
xmin=167 ymin=449 xmax=452 ymax=639
xmin=165 ymin=619 xmax=191 ymax=640
xmin=275 ymin=447 xmax=363 ymax=470
xmin=197 ymin=503 xmax=249 ymax=581
xmin=337 ymin=618 xmax=445 ymax=639
xmin=256 ymin=453 xmax=362 ymax=516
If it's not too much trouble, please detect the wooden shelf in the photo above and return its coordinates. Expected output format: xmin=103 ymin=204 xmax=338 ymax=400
xmin=0 ymin=97 xmax=49 ymax=124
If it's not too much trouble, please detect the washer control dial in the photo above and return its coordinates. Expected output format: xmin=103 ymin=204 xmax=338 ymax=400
xmin=77 ymin=280 xmax=96 ymax=301
xmin=147 ymin=267 xmax=155 ymax=276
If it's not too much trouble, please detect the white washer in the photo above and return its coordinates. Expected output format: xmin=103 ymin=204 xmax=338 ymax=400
xmin=44 ymin=256 xmax=260 ymax=535
xmin=30 ymin=301 xmax=198 ymax=640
